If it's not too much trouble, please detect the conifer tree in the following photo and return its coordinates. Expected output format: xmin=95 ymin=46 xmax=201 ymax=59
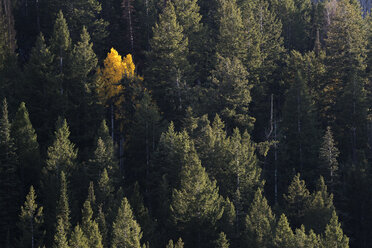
xmin=45 ymin=119 xmax=78 ymax=177
xmin=69 ymin=26 xmax=100 ymax=152
xmin=319 ymin=126 xmax=339 ymax=186
xmin=18 ymin=186 xmax=44 ymax=248
xmin=209 ymin=55 xmax=255 ymax=132
xmin=215 ymin=0 xmax=246 ymax=61
xmin=50 ymin=11 xmax=72 ymax=79
xmin=23 ymin=33 xmax=59 ymax=145
xmin=281 ymin=71 xmax=319 ymax=177
xmin=321 ymin=211 xmax=349 ymax=248
xmin=170 ymin=143 xmax=224 ymax=248
xmin=245 ymin=188 xmax=275 ymax=248
xmin=274 ymin=214 xmax=294 ymax=248
xmin=127 ymin=92 xmax=163 ymax=189
xmin=216 ymin=232 xmax=229 ymax=248
xmin=323 ymin=0 xmax=368 ymax=129
xmin=305 ymin=176 xmax=334 ymax=234
xmin=56 ymin=171 xmax=71 ymax=235
xmin=172 ymin=0 xmax=205 ymax=79
xmin=146 ymin=0 xmax=189 ymax=118
xmin=69 ymin=225 xmax=89 ymax=248
xmin=11 ymin=102 xmax=40 ymax=190
xmin=53 ymin=218 xmax=70 ymax=248
xmin=0 ymin=98 xmax=21 ymax=245
xmin=283 ymin=174 xmax=311 ymax=228
xmin=111 ymin=197 xmax=142 ymax=248
xmin=81 ymin=199 xmax=103 ymax=248
xmin=96 ymin=206 xmax=108 ymax=248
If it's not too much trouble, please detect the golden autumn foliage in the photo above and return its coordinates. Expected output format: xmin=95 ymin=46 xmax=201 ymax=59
xmin=96 ymin=48 xmax=140 ymax=107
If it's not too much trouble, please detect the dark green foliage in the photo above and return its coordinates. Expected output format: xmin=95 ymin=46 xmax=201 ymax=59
xmin=319 ymin=127 xmax=339 ymax=188
xmin=0 ymin=98 xmax=21 ymax=246
xmin=111 ymin=197 xmax=142 ymax=248
xmin=69 ymin=224 xmax=89 ymax=248
xmin=56 ymin=171 xmax=71 ymax=235
xmin=274 ymin=214 xmax=294 ymax=248
xmin=18 ymin=186 xmax=44 ymax=248
xmin=321 ymin=211 xmax=349 ymax=248
xmin=209 ymin=55 xmax=255 ymax=132
xmin=244 ymin=188 xmax=275 ymax=248
xmin=283 ymin=174 xmax=310 ymax=228
xmin=216 ymin=232 xmax=229 ymax=248
xmin=11 ymin=102 xmax=41 ymax=190
xmin=81 ymin=199 xmax=103 ymax=248
xmin=170 ymin=140 xmax=224 ymax=248
xmin=146 ymin=0 xmax=189 ymax=119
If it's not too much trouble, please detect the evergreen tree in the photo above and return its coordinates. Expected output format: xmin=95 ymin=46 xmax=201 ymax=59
xmin=274 ymin=214 xmax=294 ymax=248
xmin=305 ymin=176 xmax=334 ymax=234
xmin=321 ymin=211 xmax=349 ymax=248
xmin=18 ymin=186 xmax=44 ymax=248
xmin=111 ymin=197 xmax=142 ymax=248
xmin=50 ymin=11 xmax=72 ymax=79
xmin=53 ymin=217 xmax=70 ymax=248
xmin=45 ymin=119 xmax=78 ymax=177
xmin=209 ymin=55 xmax=255 ymax=132
xmin=81 ymin=199 xmax=103 ymax=248
xmin=11 ymin=102 xmax=41 ymax=190
xmin=23 ymin=33 xmax=60 ymax=146
xmin=56 ymin=171 xmax=71 ymax=235
xmin=323 ymin=0 xmax=368 ymax=131
xmin=0 ymin=98 xmax=21 ymax=245
xmin=46 ymin=0 xmax=108 ymax=52
xmin=69 ymin=225 xmax=89 ymax=248
xmin=126 ymin=91 xmax=164 ymax=188
xmin=319 ymin=126 xmax=339 ymax=187
xmin=170 ymin=142 xmax=224 ymax=248
xmin=96 ymin=206 xmax=108 ymax=248
xmin=69 ymin=26 xmax=100 ymax=155
xmin=283 ymin=174 xmax=311 ymax=228
xmin=216 ymin=232 xmax=229 ymax=248
xmin=245 ymin=188 xmax=275 ymax=248
xmin=270 ymin=0 xmax=312 ymax=51
xmin=215 ymin=0 xmax=246 ymax=61
xmin=281 ymin=71 xmax=319 ymax=177
xmin=146 ymin=0 xmax=189 ymax=118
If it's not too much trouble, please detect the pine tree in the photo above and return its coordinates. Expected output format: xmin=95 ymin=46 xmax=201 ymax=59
xmin=45 ymin=119 xmax=78 ymax=177
xmin=305 ymin=176 xmax=334 ymax=234
xmin=209 ymin=55 xmax=255 ymax=132
xmin=321 ymin=211 xmax=349 ymax=248
xmin=170 ymin=142 xmax=224 ymax=248
xmin=68 ymin=26 xmax=100 ymax=154
xmin=319 ymin=126 xmax=339 ymax=187
xmin=146 ymin=0 xmax=189 ymax=118
xmin=50 ymin=11 xmax=72 ymax=79
xmin=111 ymin=197 xmax=142 ymax=248
xmin=270 ymin=0 xmax=312 ymax=51
xmin=18 ymin=186 xmax=44 ymax=248
xmin=96 ymin=206 xmax=108 ymax=248
xmin=46 ymin=0 xmax=108 ymax=52
xmin=215 ymin=0 xmax=246 ymax=61
xmin=283 ymin=174 xmax=311 ymax=228
xmin=0 ymin=98 xmax=21 ymax=245
xmin=56 ymin=171 xmax=71 ymax=235
xmin=11 ymin=102 xmax=41 ymax=190
xmin=126 ymin=92 xmax=163 ymax=190
xmin=23 ymin=33 xmax=60 ymax=146
xmin=245 ymin=188 xmax=275 ymax=248
xmin=281 ymin=71 xmax=319 ymax=177
xmin=53 ymin=218 xmax=70 ymax=248
xmin=274 ymin=214 xmax=294 ymax=248
xmin=81 ymin=199 xmax=103 ymax=248
xmin=69 ymin=225 xmax=89 ymax=248
xmin=216 ymin=232 xmax=229 ymax=248
xmin=323 ymin=0 xmax=368 ymax=130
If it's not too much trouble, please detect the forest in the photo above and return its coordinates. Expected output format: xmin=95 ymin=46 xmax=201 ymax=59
xmin=0 ymin=0 xmax=371 ymax=247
